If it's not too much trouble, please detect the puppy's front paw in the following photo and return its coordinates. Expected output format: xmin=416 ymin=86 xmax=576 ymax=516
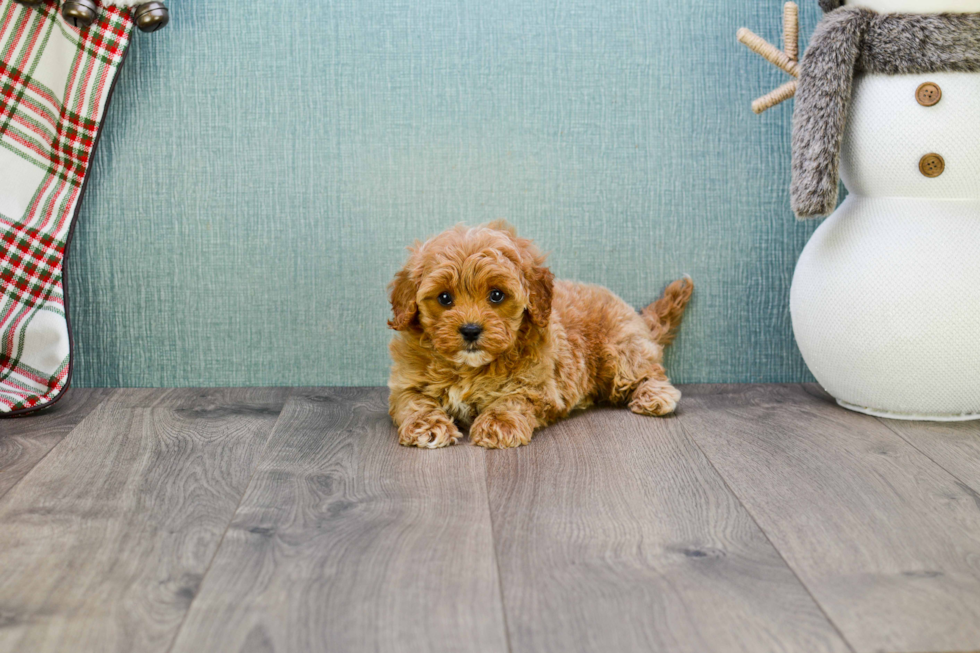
xmin=398 ymin=411 xmax=461 ymax=449
xmin=470 ymin=411 xmax=534 ymax=449
xmin=629 ymin=379 xmax=681 ymax=416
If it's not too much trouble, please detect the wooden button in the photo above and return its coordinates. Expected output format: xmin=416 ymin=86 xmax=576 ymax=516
xmin=916 ymin=82 xmax=942 ymax=107
xmin=919 ymin=153 xmax=945 ymax=178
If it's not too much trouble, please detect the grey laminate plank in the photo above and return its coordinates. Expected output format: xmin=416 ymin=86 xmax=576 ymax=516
xmin=680 ymin=384 xmax=980 ymax=653
xmin=108 ymin=387 xmax=288 ymax=410
xmin=169 ymin=388 xmax=508 ymax=653
xmin=872 ymin=414 xmax=980 ymax=497
xmin=0 ymin=388 xmax=115 ymax=498
xmin=485 ymin=406 xmax=851 ymax=653
xmin=0 ymin=387 xmax=289 ymax=653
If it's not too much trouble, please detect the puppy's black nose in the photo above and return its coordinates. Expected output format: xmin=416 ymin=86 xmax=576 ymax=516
xmin=459 ymin=323 xmax=483 ymax=342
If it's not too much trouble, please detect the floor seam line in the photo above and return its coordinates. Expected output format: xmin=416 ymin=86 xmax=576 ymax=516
xmin=874 ymin=416 xmax=980 ymax=497
xmin=0 ymin=388 xmax=116 ymax=504
xmin=163 ymin=388 xmax=295 ymax=653
xmin=483 ymin=449 xmax=515 ymax=653
xmin=675 ymin=391 xmax=858 ymax=653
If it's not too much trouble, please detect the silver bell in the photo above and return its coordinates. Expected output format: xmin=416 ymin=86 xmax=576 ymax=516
xmin=134 ymin=2 xmax=169 ymax=33
xmin=62 ymin=0 xmax=99 ymax=28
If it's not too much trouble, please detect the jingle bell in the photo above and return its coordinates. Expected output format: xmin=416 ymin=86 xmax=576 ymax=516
xmin=61 ymin=0 xmax=98 ymax=28
xmin=134 ymin=2 xmax=169 ymax=33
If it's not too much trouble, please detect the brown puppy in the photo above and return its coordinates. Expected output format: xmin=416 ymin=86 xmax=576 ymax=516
xmin=387 ymin=222 xmax=693 ymax=449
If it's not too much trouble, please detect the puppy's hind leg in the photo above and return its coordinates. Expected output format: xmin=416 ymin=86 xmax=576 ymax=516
xmin=628 ymin=277 xmax=692 ymax=416
xmin=628 ymin=364 xmax=681 ymax=417
xmin=611 ymin=335 xmax=681 ymax=416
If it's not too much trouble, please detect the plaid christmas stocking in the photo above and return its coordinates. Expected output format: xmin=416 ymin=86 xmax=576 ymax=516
xmin=0 ymin=0 xmax=132 ymax=415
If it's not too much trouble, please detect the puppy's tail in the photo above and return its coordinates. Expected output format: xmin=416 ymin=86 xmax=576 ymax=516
xmin=642 ymin=276 xmax=693 ymax=347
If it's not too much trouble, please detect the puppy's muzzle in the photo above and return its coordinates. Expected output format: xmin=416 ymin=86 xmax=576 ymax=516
xmin=459 ymin=323 xmax=483 ymax=343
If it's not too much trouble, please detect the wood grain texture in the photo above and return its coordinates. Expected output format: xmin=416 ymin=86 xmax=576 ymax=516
xmin=874 ymin=415 xmax=980 ymax=496
xmin=0 ymin=388 xmax=288 ymax=653
xmin=680 ymin=384 xmax=980 ymax=653
xmin=0 ymin=388 xmax=115 ymax=499
xmin=485 ymin=406 xmax=850 ymax=653
xmin=169 ymin=387 xmax=508 ymax=653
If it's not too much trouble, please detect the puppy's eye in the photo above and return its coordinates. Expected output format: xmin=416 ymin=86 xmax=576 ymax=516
xmin=437 ymin=292 xmax=454 ymax=307
xmin=488 ymin=289 xmax=505 ymax=304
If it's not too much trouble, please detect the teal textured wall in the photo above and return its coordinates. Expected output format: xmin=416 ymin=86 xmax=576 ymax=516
xmin=68 ymin=0 xmax=823 ymax=388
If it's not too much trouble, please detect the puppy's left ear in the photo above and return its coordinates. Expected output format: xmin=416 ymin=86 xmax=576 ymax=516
xmin=525 ymin=263 xmax=554 ymax=328
xmin=502 ymin=226 xmax=553 ymax=329
xmin=388 ymin=266 xmax=419 ymax=331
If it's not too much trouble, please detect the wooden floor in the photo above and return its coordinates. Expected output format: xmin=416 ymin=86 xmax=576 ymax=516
xmin=2 ymin=386 xmax=980 ymax=653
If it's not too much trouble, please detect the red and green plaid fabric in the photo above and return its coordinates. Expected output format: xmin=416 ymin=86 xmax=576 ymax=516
xmin=0 ymin=0 xmax=131 ymax=414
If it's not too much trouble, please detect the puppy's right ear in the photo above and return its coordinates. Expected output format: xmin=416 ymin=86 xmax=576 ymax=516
xmin=388 ymin=266 xmax=419 ymax=331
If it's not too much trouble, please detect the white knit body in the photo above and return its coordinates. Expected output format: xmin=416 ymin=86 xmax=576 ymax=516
xmin=791 ymin=71 xmax=980 ymax=419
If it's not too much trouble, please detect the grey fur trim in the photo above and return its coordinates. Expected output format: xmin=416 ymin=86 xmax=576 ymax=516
xmin=791 ymin=9 xmax=870 ymax=218
xmin=791 ymin=9 xmax=980 ymax=218
xmin=861 ymin=13 xmax=980 ymax=74
xmin=819 ymin=0 xmax=845 ymax=12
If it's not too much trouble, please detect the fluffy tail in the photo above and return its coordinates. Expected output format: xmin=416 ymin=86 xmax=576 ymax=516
xmin=641 ymin=276 xmax=694 ymax=347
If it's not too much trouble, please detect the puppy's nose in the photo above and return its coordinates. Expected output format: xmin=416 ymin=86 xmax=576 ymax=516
xmin=459 ymin=323 xmax=483 ymax=342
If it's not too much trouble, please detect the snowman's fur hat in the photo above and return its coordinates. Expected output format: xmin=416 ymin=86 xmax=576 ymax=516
xmin=791 ymin=7 xmax=980 ymax=217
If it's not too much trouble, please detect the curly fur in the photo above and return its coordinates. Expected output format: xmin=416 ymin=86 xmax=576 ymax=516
xmin=387 ymin=222 xmax=693 ymax=449
xmin=791 ymin=8 xmax=980 ymax=218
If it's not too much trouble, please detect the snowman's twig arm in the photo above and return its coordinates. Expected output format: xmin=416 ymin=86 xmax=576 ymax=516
xmin=784 ymin=2 xmax=799 ymax=62
xmin=752 ymin=80 xmax=798 ymax=115
xmin=737 ymin=29 xmax=799 ymax=78
xmin=736 ymin=3 xmax=800 ymax=114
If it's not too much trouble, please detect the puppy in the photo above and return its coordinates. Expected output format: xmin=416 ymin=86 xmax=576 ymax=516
xmin=387 ymin=222 xmax=693 ymax=449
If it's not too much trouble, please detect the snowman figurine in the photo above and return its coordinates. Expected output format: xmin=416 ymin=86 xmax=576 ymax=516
xmin=743 ymin=0 xmax=980 ymax=419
